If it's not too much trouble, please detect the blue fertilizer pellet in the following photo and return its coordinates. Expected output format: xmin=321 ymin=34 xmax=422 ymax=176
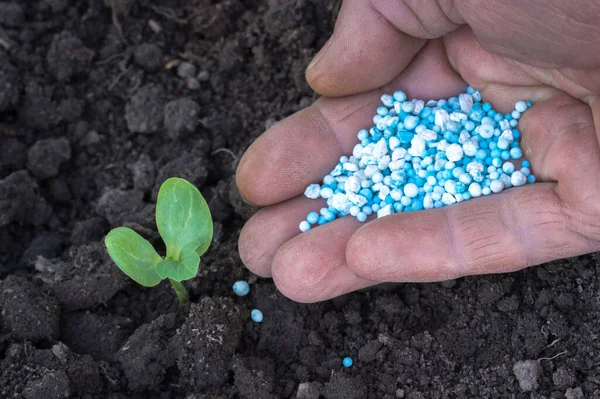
xmin=232 ymin=280 xmax=250 ymax=297
xmin=251 ymin=309 xmax=263 ymax=323
xmin=342 ymin=357 xmax=353 ymax=368
xmin=299 ymin=87 xmax=537 ymax=231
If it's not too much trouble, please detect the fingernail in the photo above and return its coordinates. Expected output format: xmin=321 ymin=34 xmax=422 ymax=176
xmin=306 ymin=38 xmax=332 ymax=73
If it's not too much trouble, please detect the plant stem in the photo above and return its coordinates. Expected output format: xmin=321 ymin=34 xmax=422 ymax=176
xmin=169 ymin=279 xmax=189 ymax=304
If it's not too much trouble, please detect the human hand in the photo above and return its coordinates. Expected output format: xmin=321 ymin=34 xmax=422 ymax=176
xmin=236 ymin=0 xmax=600 ymax=302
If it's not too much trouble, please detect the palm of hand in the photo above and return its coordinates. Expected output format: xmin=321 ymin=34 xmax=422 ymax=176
xmin=236 ymin=1 xmax=600 ymax=303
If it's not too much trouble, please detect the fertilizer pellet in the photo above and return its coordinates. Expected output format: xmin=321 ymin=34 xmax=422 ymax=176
xmin=342 ymin=357 xmax=353 ymax=368
xmin=232 ymin=280 xmax=250 ymax=296
xmin=251 ymin=309 xmax=263 ymax=323
xmin=300 ymin=87 xmax=536 ymax=231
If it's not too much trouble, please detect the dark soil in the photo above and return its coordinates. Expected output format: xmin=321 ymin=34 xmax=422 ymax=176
xmin=0 ymin=1 xmax=599 ymax=398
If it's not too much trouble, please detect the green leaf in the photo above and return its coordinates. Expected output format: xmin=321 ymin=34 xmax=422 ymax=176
xmin=156 ymin=177 xmax=213 ymax=260
xmin=156 ymin=242 xmax=200 ymax=281
xmin=104 ymin=227 xmax=163 ymax=287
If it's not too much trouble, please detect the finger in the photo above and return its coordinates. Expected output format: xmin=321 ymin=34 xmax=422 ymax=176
xmin=346 ymin=183 xmax=597 ymax=283
xmin=306 ymin=0 xmax=425 ymax=97
xmin=272 ymin=217 xmax=374 ymax=303
xmin=238 ymin=196 xmax=324 ymax=278
xmin=237 ymin=40 xmax=465 ymax=206
xmin=443 ymin=27 xmax=556 ymax=113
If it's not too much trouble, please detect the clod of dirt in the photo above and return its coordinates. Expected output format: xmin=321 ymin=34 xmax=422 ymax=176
xmin=263 ymin=0 xmax=314 ymax=37
xmin=164 ymin=98 xmax=201 ymax=140
xmin=117 ymin=313 xmax=177 ymax=392
xmin=21 ymin=231 xmax=64 ymax=264
xmin=108 ymin=0 xmax=136 ymax=16
xmin=66 ymin=355 xmax=102 ymax=395
xmin=0 ymin=138 xmax=27 ymax=172
xmin=45 ymin=0 xmax=70 ymax=13
xmin=0 ymin=170 xmax=51 ymax=227
xmin=43 ymin=242 xmax=129 ymax=311
xmin=232 ymin=355 xmax=277 ymax=399
xmin=358 ymin=340 xmax=382 ymax=363
xmin=0 ymin=276 xmax=60 ymax=343
xmin=553 ymin=366 xmax=577 ymax=389
xmin=27 ymin=137 xmax=72 ymax=179
xmin=57 ymin=98 xmax=84 ymax=122
xmin=177 ymin=62 xmax=197 ymax=79
xmin=125 ymin=83 xmax=165 ymax=134
xmin=323 ymin=371 xmax=367 ymax=399
xmin=565 ymin=387 xmax=585 ymax=399
xmin=152 ymin=152 xmax=208 ymax=200
xmin=172 ymin=297 xmax=243 ymax=391
xmin=130 ymin=154 xmax=156 ymax=192
xmin=189 ymin=0 xmax=243 ymax=39
xmin=47 ymin=31 xmax=94 ymax=82
xmin=0 ymin=3 xmax=24 ymax=27
xmin=134 ymin=43 xmax=163 ymax=72
xmin=19 ymin=82 xmax=59 ymax=129
xmin=296 ymin=382 xmax=321 ymax=399
xmin=513 ymin=360 xmax=543 ymax=392
xmin=22 ymin=371 xmax=70 ymax=399
xmin=61 ymin=311 xmax=132 ymax=360
xmin=70 ymin=217 xmax=108 ymax=246
xmin=95 ymin=188 xmax=145 ymax=226
xmin=0 ymin=59 xmax=20 ymax=111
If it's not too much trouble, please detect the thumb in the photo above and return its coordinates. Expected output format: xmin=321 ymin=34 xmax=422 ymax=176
xmin=306 ymin=0 xmax=427 ymax=97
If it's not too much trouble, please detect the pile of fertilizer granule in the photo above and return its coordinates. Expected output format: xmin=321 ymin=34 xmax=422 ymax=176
xmin=299 ymin=87 xmax=535 ymax=232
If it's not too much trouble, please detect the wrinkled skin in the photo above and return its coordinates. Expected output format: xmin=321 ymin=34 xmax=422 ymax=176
xmin=236 ymin=0 xmax=600 ymax=302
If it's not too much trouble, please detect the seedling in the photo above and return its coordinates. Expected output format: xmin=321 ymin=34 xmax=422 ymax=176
xmin=104 ymin=177 xmax=213 ymax=303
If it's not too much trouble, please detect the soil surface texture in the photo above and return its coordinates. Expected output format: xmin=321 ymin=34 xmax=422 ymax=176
xmin=1 ymin=1 xmax=599 ymax=398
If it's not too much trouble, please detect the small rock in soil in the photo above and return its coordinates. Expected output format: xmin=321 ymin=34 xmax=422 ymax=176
xmin=323 ymin=371 xmax=367 ymax=399
xmin=61 ymin=311 xmax=132 ymax=360
xmin=513 ymin=360 xmax=543 ymax=392
xmin=565 ymin=387 xmax=584 ymax=399
xmin=27 ymin=137 xmax=72 ymax=179
xmin=164 ymin=98 xmax=201 ymax=139
xmin=552 ymin=366 xmax=577 ymax=389
xmin=23 ymin=371 xmax=70 ymax=399
xmin=177 ymin=62 xmax=197 ymax=79
xmin=0 ymin=138 xmax=27 ymax=171
xmin=296 ymin=382 xmax=321 ymax=399
xmin=96 ymin=188 xmax=145 ymax=226
xmin=47 ymin=31 xmax=94 ymax=82
xmin=0 ymin=59 xmax=20 ymax=111
xmin=0 ymin=276 xmax=60 ymax=343
xmin=232 ymin=355 xmax=277 ymax=399
xmin=47 ymin=242 xmax=128 ymax=311
xmin=153 ymin=152 xmax=208 ymax=200
xmin=125 ymin=83 xmax=166 ymax=134
xmin=131 ymin=154 xmax=156 ymax=192
xmin=70 ymin=217 xmax=108 ymax=246
xmin=172 ymin=297 xmax=243 ymax=391
xmin=186 ymin=77 xmax=201 ymax=90
xmin=117 ymin=313 xmax=177 ymax=392
xmin=134 ymin=43 xmax=163 ymax=71
xmin=0 ymin=2 xmax=24 ymax=27
xmin=0 ymin=170 xmax=51 ymax=227
xmin=197 ymin=70 xmax=210 ymax=82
